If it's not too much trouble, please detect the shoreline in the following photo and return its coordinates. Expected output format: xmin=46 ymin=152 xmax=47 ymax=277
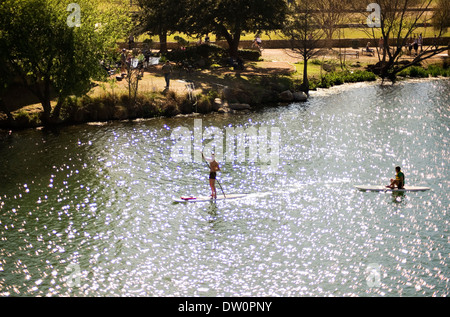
xmin=1 ymin=46 xmax=448 ymax=131
xmin=1 ymin=76 xmax=448 ymax=133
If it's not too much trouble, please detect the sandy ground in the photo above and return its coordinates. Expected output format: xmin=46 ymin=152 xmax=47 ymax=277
xmin=103 ymin=49 xmax=310 ymax=96
xmin=85 ymin=49 xmax=301 ymax=98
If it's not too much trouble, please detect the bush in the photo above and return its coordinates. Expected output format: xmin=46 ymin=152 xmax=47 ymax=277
xmin=165 ymin=44 xmax=261 ymax=69
xmin=398 ymin=64 xmax=449 ymax=78
xmin=350 ymin=70 xmax=377 ymax=82
xmin=427 ymin=64 xmax=442 ymax=77
xmin=161 ymin=99 xmax=180 ymax=117
xmin=177 ymin=93 xmax=195 ymax=114
xmin=426 ymin=64 xmax=449 ymax=77
xmin=237 ymin=49 xmax=261 ymax=61
xmin=196 ymin=94 xmax=213 ymax=113
xmin=313 ymin=70 xmax=376 ymax=89
xmin=13 ymin=110 xmax=40 ymax=127
xmin=408 ymin=66 xmax=428 ymax=78
xmin=165 ymin=44 xmax=228 ymax=68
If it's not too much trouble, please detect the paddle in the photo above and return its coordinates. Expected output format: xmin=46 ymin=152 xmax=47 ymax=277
xmin=201 ymin=152 xmax=226 ymax=198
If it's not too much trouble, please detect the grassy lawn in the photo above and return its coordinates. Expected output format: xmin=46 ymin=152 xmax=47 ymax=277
xmin=293 ymin=62 xmax=323 ymax=79
xmin=138 ymin=27 xmax=450 ymax=45
xmin=290 ymin=57 xmax=372 ymax=80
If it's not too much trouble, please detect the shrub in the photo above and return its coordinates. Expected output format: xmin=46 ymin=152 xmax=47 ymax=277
xmin=60 ymin=96 xmax=80 ymax=121
xmin=237 ymin=49 xmax=261 ymax=61
xmin=351 ymin=70 xmax=376 ymax=82
xmin=196 ymin=94 xmax=213 ymax=113
xmin=398 ymin=64 xmax=449 ymax=78
xmin=408 ymin=66 xmax=428 ymax=78
xmin=161 ymin=100 xmax=180 ymax=117
xmin=165 ymin=45 xmax=261 ymax=68
xmin=178 ymin=93 xmax=195 ymax=114
xmin=314 ymin=70 xmax=376 ymax=89
xmin=14 ymin=110 xmax=39 ymax=127
xmin=426 ymin=64 xmax=449 ymax=77
xmin=136 ymin=95 xmax=159 ymax=118
xmin=165 ymin=44 xmax=228 ymax=68
xmin=427 ymin=64 xmax=442 ymax=77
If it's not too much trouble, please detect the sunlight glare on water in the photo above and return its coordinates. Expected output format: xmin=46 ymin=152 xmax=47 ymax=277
xmin=0 ymin=79 xmax=448 ymax=296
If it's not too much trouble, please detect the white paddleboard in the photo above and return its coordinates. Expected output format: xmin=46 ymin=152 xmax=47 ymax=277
xmin=354 ymin=185 xmax=430 ymax=192
xmin=173 ymin=193 xmax=248 ymax=203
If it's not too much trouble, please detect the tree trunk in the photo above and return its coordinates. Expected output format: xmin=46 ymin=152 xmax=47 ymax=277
xmin=218 ymin=25 xmax=241 ymax=58
xmin=228 ymin=37 xmax=240 ymax=58
xmin=40 ymin=98 xmax=52 ymax=125
xmin=159 ymin=32 xmax=168 ymax=53
xmin=302 ymin=54 xmax=309 ymax=94
xmin=51 ymin=96 xmax=65 ymax=121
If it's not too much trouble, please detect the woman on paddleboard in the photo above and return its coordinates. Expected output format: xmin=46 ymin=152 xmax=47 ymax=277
xmin=202 ymin=152 xmax=221 ymax=198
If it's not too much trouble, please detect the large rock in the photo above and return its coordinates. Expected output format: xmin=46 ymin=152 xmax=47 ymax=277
xmin=234 ymin=89 xmax=252 ymax=104
xmin=293 ymin=91 xmax=307 ymax=101
xmin=222 ymin=87 xmax=233 ymax=100
xmin=279 ymin=90 xmax=294 ymax=102
xmin=213 ymin=98 xmax=222 ymax=111
xmin=218 ymin=107 xmax=230 ymax=113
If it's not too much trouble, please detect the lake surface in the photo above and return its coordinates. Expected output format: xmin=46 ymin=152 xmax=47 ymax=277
xmin=0 ymin=79 xmax=448 ymax=297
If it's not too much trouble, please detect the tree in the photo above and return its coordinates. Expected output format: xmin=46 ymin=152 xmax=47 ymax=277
xmin=0 ymin=0 xmax=132 ymax=125
xmin=282 ymin=0 xmax=325 ymax=93
xmin=431 ymin=0 xmax=450 ymax=31
xmin=137 ymin=0 xmax=187 ymax=53
xmin=125 ymin=52 xmax=145 ymax=109
xmin=314 ymin=0 xmax=352 ymax=42
xmin=353 ymin=0 xmax=449 ymax=82
xmin=185 ymin=0 xmax=288 ymax=58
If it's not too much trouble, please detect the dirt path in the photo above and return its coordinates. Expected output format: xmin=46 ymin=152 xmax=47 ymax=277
xmin=102 ymin=51 xmax=297 ymax=97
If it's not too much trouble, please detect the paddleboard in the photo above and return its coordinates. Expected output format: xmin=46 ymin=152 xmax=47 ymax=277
xmin=173 ymin=193 xmax=248 ymax=203
xmin=354 ymin=185 xmax=430 ymax=192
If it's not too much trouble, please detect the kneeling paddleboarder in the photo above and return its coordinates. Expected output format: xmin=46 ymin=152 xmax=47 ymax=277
xmin=386 ymin=166 xmax=405 ymax=189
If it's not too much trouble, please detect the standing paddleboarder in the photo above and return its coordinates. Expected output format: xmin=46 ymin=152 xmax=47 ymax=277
xmin=202 ymin=152 xmax=221 ymax=198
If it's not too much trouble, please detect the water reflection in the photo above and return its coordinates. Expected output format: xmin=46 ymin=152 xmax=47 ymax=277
xmin=391 ymin=192 xmax=406 ymax=204
xmin=0 ymin=79 xmax=448 ymax=296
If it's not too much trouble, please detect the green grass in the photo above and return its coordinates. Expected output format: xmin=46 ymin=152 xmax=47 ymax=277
xmin=137 ymin=27 xmax=450 ymax=44
xmin=293 ymin=61 xmax=323 ymax=78
xmin=308 ymin=70 xmax=377 ymax=90
xmin=292 ymin=59 xmax=369 ymax=79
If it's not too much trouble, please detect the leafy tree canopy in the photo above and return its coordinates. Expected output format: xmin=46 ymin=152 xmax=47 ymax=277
xmin=0 ymin=0 xmax=132 ymax=124
xmin=136 ymin=0 xmax=187 ymax=52
xmin=185 ymin=0 xmax=289 ymax=56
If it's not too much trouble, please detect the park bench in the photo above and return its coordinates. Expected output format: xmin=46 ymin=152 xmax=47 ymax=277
xmin=338 ymin=51 xmax=359 ymax=59
xmin=361 ymin=48 xmax=374 ymax=56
